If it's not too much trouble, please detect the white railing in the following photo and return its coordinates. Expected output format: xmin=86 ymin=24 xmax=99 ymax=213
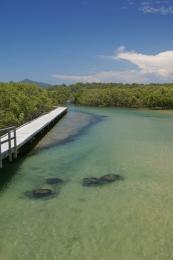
xmin=0 ymin=126 xmax=17 ymax=168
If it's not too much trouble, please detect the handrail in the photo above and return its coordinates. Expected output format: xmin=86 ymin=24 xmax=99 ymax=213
xmin=0 ymin=126 xmax=16 ymax=132
xmin=0 ymin=126 xmax=17 ymax=168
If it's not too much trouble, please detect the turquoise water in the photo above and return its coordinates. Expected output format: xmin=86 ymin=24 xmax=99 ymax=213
xmin=1 ymin=107 xmax=173 ymax=259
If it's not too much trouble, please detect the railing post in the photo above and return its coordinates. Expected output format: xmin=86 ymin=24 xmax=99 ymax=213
xmin=0 ymin=135 xmax=2 ymax=168
xmin=0 ymin=126 xmax=17 ymax=168
xmin=8 ymin=130 xmax=12 ymax=162
xmin=13 ymin=128 xmax=17 ymax=159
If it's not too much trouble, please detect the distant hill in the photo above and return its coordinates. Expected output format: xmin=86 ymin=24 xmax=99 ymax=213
xmin=21 ymin=79 xmax=52 ymax=88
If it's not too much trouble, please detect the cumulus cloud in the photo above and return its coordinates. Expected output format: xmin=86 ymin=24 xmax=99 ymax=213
xmin=52 ymin=47 xmax=173 ymax=84
xmin=114 ymin=47 xmax=173 ymax=78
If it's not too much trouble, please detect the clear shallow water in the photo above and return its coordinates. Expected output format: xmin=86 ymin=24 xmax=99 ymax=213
xmin=1 ymin=107 xmax=173 ymax=259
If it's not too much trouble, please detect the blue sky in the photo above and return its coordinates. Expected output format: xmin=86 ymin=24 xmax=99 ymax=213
xmin=0 ymin=0 xmax=173 ymax=84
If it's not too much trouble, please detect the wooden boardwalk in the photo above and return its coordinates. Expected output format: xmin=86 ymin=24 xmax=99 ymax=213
xmin=0 ymin=107 xmax=67 ymax=167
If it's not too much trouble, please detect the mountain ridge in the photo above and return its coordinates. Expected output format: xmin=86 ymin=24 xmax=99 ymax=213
xmin=21 ymin=79 xmax=52 ymax=88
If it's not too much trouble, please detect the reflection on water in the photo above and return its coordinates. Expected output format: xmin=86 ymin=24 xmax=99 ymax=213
xmin=1 ymin=107 xmax=173 ymax=259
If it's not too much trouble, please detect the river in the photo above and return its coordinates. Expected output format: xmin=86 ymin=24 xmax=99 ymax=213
xmin=1 ymin=106 xmax=173 ymax=260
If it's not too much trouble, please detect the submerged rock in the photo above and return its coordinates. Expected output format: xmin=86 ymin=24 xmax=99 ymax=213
xmin=32 ymin=188 xmax=53 ymax=198
xmin=100 ymin=174 xmax=123 ymax=183
xmin=82 ymin=177 xmax=101 ymax=186
xmin=82 ymin=174 xmax=123 ymax=187
xmin=46 ymin=178 xmax=64 ymax=185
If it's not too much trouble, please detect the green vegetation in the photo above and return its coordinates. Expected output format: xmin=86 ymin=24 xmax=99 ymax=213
xmin=48 ymin=85 xmax=71 ymax=105
xmin=71 ymin=83 xmax=173 ymax=108
xmin=0 ymin=83 xmax=54 ymax=128
xmin=1 ymin=82 xmax=173 ymax=129
xmin=50 ymin=82 xmax=173 ymax=109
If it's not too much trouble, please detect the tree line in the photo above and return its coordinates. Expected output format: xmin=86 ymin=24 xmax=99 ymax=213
xmin=1 ymin=82 xmax=173 ymax=128
xmin=71 ymin=83 xmax=173 ymax=108
xmin=50 ymin=82 xmax=173 ymax=109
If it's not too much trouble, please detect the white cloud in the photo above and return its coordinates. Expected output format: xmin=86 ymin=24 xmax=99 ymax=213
xmin=53 ymin=70 xmax=150 ymax=84
xmin=142 ymin=5 xmax=173 ymax=14
xmin=52 ymin=48 xmax=173 ymax=84
xmin=125 ymin=0 xmax=173 ymax=15
xmin=114 ymin=47 xmax=173 ymax=78
xmin=140 ymin=0 xmax=173 ymax=15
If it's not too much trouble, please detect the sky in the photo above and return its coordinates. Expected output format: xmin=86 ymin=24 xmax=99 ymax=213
xmin=0 ymin=0 xmax=173 ymax=84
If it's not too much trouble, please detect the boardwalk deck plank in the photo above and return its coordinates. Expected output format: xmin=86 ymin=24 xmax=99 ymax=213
xmin=1 ymin=107 xmax=67 ymax=160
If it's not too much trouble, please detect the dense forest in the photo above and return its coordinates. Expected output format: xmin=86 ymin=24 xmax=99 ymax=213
xmin=0 ymin=83 xmax=54 ymax=128
xmin=1 ymin=82 xmax=173 ymax=129
xmin=70 ymin=83 xmax=173 ymax=108
xmin=50 ymin=82 xmax=173 ymax=109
